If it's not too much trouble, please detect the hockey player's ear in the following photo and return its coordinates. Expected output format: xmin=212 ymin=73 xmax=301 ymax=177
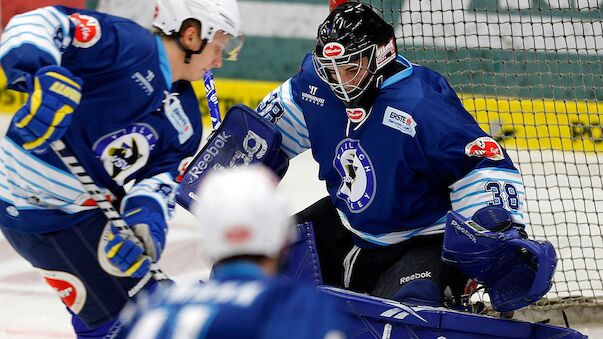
xmin=180 ymin=26 xmax=202 ymax=50
xmin=178 ymin=19 xmax=203 ymax=51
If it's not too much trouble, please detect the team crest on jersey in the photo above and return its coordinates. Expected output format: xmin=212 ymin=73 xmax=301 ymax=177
xmin=333 ymin=139 xmax=376 ymax=213
xmin=93 ymin=124 xmax=158 ymax=185
xmin=69 ymin=13 xmax=102 ymax=48
xmin=465 ymin=137 xmax=505 ymax=161
xmin=40 ymin=269 xmax=87 ymax=314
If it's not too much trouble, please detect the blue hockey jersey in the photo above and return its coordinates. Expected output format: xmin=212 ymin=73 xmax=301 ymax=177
xmin=117 ymin=262 xmax=351 ymax=339
xmin=257 ymin=54 xmax=525 ymax=247
xmin=0 ymin=6 xmax=202 ymax=233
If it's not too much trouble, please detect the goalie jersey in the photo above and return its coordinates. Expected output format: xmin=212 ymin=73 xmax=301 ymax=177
xmin=257 ymin=53 xmax=525 ymax=247
xmin=0 ymin=6 xmax=202 ymax=233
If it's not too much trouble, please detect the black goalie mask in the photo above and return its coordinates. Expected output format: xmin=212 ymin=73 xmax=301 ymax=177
xmin=313 ymin=2 xmax=397 ymax=108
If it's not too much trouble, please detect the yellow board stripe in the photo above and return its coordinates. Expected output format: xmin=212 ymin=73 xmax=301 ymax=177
xmin=45 ymin=71 xmax=81 ymax=90
xmin=463 ymin=96 xmax=603 ymax=152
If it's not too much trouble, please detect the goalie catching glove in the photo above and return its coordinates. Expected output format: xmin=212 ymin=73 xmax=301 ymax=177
xmin=13 ymin=65 xmax=83 ymax=151
xmin=104 ymin=197 xmax=168 ymax=278
xmin=442 ymin=207 xmax=557 ymax=312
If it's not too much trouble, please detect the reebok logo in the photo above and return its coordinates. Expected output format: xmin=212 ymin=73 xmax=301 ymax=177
xmin=451 ymin=219 xmax=477 ymax=243
xmin=399 ymin=271 xmax=432 ymax=285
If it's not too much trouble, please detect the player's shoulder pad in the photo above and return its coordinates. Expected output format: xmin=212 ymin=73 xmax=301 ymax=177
xmin=176 ymin=104 xmax=289 ymax=210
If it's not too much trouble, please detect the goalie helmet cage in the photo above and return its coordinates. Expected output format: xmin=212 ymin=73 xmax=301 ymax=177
xmin=330 ymin=0 xmax=603 ymax=324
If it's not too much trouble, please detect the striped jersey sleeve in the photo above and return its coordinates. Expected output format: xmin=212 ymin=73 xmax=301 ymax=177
xmin=449 ymin=167 xmax=525 ymax=225
xmin=256 ymin=79 xmax=311 ymax=158
xmin=0 ymin=136 xmax=101 ymax=213
xmin=0 ymin=6 xmax=72 ymax=91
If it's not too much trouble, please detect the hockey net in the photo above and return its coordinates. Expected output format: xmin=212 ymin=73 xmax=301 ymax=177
xmin=351 ymin=0 xmax=603 ymax=322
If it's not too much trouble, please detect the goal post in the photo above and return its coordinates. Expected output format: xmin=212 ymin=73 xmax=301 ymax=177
xmin=331 ymin=0 xmax=603 ymax=322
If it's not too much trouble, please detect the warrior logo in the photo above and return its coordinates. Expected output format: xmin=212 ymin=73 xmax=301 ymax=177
xmin=333 ymin=139 xmax=376 ymax=212
xmin=93 ymin=124 xmax=158 ymax=185
xmin=465 ymin=137 xmax=505 ymax=161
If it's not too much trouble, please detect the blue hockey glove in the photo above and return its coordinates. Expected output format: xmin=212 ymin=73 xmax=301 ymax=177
xmin=105 ymin=197 xmax=168 ymax=278
xmin=13 ymin=65 xmax=83 ymax=151
xmin=442 ymin=209 xmax=557 ymax=312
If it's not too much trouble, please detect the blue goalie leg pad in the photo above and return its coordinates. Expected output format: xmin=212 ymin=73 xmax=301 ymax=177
xmin=279 ymin=222 xmax=323 ymax=285
xmin=392 ymin=278 xmax=443 ymax=307
xmin=322 ymin=286 xmax=587 ymax=339
xmin=72 ymin=313 xmax=119 ymax=339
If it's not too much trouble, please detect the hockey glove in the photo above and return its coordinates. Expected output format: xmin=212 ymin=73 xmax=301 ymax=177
xmin=105 ymin=197 xmax=168 ymax=278
xmin=442 ymin=209 xmax=557 ymax=312
xmin=13 ymin=65 xmax=83 ymax=151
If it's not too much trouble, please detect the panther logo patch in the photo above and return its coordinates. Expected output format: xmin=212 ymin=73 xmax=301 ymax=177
xmin=333 ymin=139 xmax=376 ymax=213
xmin=93 ymin=124 xmax=158 ymax=185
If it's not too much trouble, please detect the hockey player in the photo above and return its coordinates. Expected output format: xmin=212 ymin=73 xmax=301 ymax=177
xmin=117 ymin=166 xmax=351 ymax=339
xmin=0 ymin=0 xmax=242 ymax=336
xmin=255 ymin=2 xmax=555 ymax=311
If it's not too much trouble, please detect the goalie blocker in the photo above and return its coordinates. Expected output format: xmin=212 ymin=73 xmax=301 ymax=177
xmin=176 ymin=104 xmax=289 ymax=210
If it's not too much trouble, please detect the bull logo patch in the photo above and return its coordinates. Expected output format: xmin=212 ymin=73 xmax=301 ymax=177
xmin=465 ymin=137 xmax=505 ymax=161
xmin=333 ymin=139 xmax=376 ymax=213
xmin=69 ymin=13 xmax=102 ymax=48
xmin=93 ymin=124 xmax=158 ymax=185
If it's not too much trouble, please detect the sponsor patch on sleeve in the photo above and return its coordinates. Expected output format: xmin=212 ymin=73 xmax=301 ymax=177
xmin=164 ymin=94 xmax=194 ymax=144
xmin=69 ymin=13 xmax=102 ymax=48
xmin=464 ymin=136 xmax=505 ymax=161
xmin=382 ymin=106 xmax=417 ymax=137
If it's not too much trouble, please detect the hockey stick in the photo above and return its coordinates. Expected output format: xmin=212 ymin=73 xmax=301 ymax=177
xmin=203 ymin=70 xmax=222 ymax=128
xmin=51 ymin=140 xmax=169 ymax=297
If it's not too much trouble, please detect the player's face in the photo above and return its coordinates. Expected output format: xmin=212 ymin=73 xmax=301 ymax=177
xmin=186 ymin=31 xmax=231 ymax=81
xmin=327 ymin=56 xmax=370 ymax=91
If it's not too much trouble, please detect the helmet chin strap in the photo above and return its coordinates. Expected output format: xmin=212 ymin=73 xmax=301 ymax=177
xmin=174 ymin=35 xmax=208 ymax=64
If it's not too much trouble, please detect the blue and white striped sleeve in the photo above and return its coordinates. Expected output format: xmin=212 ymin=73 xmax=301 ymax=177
xmin=0 ymin=6 xmax=72 ymax=91
xmin=449 ymin=167 xmax=525 ymax=226
xmin=256 ymin=79 xmax=311 ymax=159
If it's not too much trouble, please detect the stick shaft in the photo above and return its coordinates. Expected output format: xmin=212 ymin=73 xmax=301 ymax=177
xmin=51 ymin=140 xmax=168 ymax=290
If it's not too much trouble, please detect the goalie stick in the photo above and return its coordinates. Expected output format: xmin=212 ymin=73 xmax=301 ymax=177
xmin=51 ymin=140 xmax=169 ymax=297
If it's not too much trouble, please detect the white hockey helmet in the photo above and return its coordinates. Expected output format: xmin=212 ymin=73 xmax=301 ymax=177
xmin=193 ymin=166 xmax=293 ymax=263
xmin=153 ymin=0 xmax=243 ymax=60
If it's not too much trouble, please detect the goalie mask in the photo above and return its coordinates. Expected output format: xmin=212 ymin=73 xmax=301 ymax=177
xmin=313 ymin=2 xmax=397 ymax=108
